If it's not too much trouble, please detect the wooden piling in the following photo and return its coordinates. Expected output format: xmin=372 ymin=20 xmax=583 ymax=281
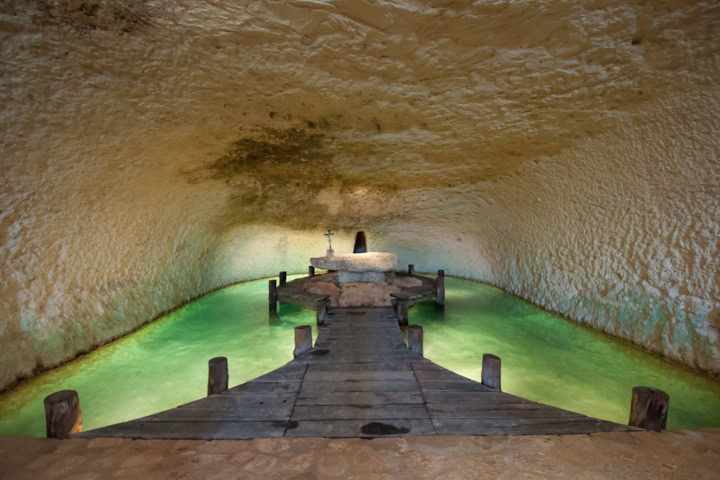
xmin=395 ymin=299 xmax=409 ymax=326
xmin=629 ymin=386 xmax=669 ymax=432
xmin=316 ymin=297 xmax=330 ymax=327
xmin=44 ymin=390 xmax=82 ymax=438
xmin=481 ymin=354 xmax=501 ymax=391
xmin=408 ymin=264 xmax=415 ymax=275
xmin=208 ymin=357 xmax=229 ymax=396
xmin=294 ymin=325 xmax=313 ymax=358
xmin=435 ymin=273 xmax=445 ymax=309
xmin=269 ymin=280 xmax=277 ymax=312
xmin=279 ymin=271 xmax=287 ymax=286
xmin=309 ymin=265 xmax=315 ymax=277
xmin=408 ymin=325 xmax=423 ymax=356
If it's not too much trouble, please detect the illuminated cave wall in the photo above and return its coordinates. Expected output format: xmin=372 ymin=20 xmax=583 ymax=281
xmin=1 ymin=0 xmax=718 ymax=391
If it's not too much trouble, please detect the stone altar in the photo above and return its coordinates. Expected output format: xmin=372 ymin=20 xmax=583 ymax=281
xmin=310 ymin=252 xmax=398 ymax=284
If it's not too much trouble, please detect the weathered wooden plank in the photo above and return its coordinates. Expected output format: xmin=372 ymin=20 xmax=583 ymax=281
xmin=78 ymin=420 xmax=290 ymax=439
xmin=286 ymin=419 xmax=436 ymax=437
xmin=304 ymin=370 xmax=417 ymax=382
xmin=307 ymin=362 xmax=411 ymax=372
xmin=296 ymin=391 xmax=424 ymax=406
xmin=410 ymin=362 xmax=449 ymax=371
xmin=419 ymin=380 xmax=492 ymax=392
xmin=292 ymin=405 xmax=429 ymax=421
xmin=227 ymin=381 xmax=301 ymax=394
xmin=300 ymin=380 xmax=420 ymax=393
xmin=180 ymin=393 xmax=296 ymax=408
xmin=413 ymin=370 xmax=473 ymax=381
xmin=423 ymin=391 xmax=530 ymax=404
xmin=426 ymin=403 xmax=586 ymax=419
xmin=142 ymin=403 xmax=293 ymax=422
xmin=249 ymin=365 xmax=307 ymax=383
xmin=294 ymin=353 xmax=425 ymax=364
xmin=431 ymin=418 xmax=635 ymax=436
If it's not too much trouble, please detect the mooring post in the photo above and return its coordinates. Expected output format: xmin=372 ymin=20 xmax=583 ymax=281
xmin=481 ymin=354 xmax=501 ymax=391
xmin=309 ymin=265 xmax=315 ymax=277
xmin=208 ymin=357 xmax=229 ymax=396
xmin=435 ymin=270 xmax=445 ymax=309
xmin=395 ymin=299 xmax=409 ymax=326
xmin=316 ymin=297 xmax=330 ymax=327
xmin=408 ymin=325 xmax=423 ymax=356
xmin=294 ymin=325 xmax=313 ymax=358
xmin=629 ymin=386 xmax=669 ymax=432
xmin=44 ymin=390 xmax=82 ymax=438
xmin=408 ymin=264 xmax=415 ymax=275
xmin=279 ymin=271 xmax=287 ymax=286
xmin=269 ymin=280 xmax=277 ymax=312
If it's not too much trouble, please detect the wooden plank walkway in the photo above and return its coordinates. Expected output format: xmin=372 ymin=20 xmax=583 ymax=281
xmin=77 ymin=307 xmax=635 ymax=439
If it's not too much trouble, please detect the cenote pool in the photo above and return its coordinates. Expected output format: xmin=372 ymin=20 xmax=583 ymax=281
xmin=1 ymin=275 xmax=719 ymax=436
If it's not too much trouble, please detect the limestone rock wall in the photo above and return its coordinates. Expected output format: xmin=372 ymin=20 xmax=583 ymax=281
xmin=1 ymin=0 xmax=719 ymax=391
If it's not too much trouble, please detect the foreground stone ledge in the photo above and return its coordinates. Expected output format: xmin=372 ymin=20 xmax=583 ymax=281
xmin=1 ymin=429 xmax=720 ymax=480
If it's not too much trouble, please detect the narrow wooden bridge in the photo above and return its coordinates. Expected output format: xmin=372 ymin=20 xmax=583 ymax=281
xmin=76 ymin=306 xmax=634 ymax=439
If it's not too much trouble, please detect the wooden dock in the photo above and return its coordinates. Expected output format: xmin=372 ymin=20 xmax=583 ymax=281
xmin=76 ymin=306 xmax=635 ymax=439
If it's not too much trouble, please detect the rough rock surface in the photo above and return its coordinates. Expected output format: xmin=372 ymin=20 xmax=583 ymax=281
xmin=1 ymin=0 xmax=719 ymax=390
xmin=311 ymin=252 xmax=398 ymax=272
xmin=389 ymin=276 xmax=423 ymax=289
xmin=1 ymin=430 xmax=720 ymax=479
xmin=306 ymin=281 xmax=342 ymax=306
xmin=338 ymin=282 xmax=401 ymax=307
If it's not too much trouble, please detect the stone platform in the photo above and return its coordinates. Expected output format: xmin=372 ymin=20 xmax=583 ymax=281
xmin=311 ymin=252 xmax=398 ymax=285
xmin=277 ymin=271 xmax=435 ymax=309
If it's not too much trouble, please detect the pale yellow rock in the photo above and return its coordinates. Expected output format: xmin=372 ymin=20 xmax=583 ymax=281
xmin=306 ymin=282 xmax=342 ymax=306
xmin=389 ymin=277 xmax=423 ymax=288
xmin=338 ymin=283 xmax=402 ymax=307
xmin=310 ymin=253 xmax=398 ymax=273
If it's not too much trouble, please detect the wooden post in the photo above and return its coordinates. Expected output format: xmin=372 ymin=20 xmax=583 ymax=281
xmin=435 ymin=274 xmax=445 ymax=309
xmin=408 ymin=325 xmax=423 ymax=356
xmin=269 ymin=280 xmax=277 ymax=312
xmin=208 ymin=357 xmax=229 ymax=396
xmin=395 ymin=299 xmax=409 ymax=326
xmin=408 ymin=264 xmax=415 ymax=275
xmin=481 ymin=354 xmax=501 ymax=391
xmin=316 ymin=297 xmax=330 ymax=327
xmin=309 ymin=265 xmax=315 ymax=277
xmin=294 ymin=325 xmax=313 ymax=358
xmin=279 ymin=271 xmax=287 ymax=286
xmin=629 ymin=386 xmax=669 ymax=432
xmin=44 ymin=390 xmax=82 ymax=438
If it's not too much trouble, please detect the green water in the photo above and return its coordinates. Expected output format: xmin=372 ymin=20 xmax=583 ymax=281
xmin=1 ymin=276 xmax=719 ymax=436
